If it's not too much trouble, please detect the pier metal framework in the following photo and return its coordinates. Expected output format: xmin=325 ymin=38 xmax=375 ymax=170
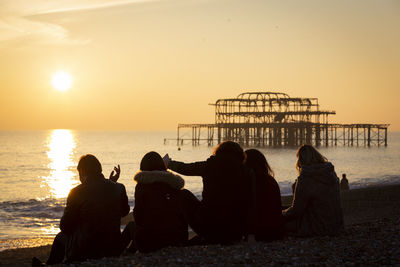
xmin=166 ymin=92 xmax=389 ymax=147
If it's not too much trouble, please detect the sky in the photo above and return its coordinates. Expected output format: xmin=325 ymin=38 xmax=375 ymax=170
xmin=0 ymin=0 xmax=399 ymax=131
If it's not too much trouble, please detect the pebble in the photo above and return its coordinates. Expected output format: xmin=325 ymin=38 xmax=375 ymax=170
xmin=61 ymin=216 xmax=400 ymax=266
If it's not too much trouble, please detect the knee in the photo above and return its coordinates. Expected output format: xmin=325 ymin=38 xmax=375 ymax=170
xmin=180 ymin=189 xmax=199 ymax=202
xmin=126 ymin=221 xmax=136 ymax=232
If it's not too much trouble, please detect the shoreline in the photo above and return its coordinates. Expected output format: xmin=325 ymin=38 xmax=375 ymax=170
xmin=1 ymin=184 xmax=400 ymax=265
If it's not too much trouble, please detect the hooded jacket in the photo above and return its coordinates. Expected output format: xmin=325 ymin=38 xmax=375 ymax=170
xmin=283 ymin=162 xmax=344 ymax=236
xmin=133 ymin=171 xmax=188 ymax=252
xmin=60 ymin=174 xmax=130 ymax=261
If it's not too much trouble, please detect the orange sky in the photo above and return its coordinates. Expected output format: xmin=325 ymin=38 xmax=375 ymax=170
xmin=0 ymin=0 xmax=399 ymax=131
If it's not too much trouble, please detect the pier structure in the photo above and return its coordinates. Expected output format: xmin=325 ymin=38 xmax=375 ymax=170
xmin=166 ymin=92 xmax=389 ymax=147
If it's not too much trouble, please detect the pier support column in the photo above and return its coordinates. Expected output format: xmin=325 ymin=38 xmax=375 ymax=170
xmin=177 ymin=126 xmax=180 ymax=146
xmin=368 ymin=126 xmax=371 ymax=147
xmin=385 ymin=128 xmax=388 ymax=147
xmin=315 ymin=126 xmax=321 ymax=147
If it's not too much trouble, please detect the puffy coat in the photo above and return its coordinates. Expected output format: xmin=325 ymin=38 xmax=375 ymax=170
xmin=283 ymin=162 xmax=344 ymax=236
xmin=133 ymin=171 xmax=188 ymax=252
xmin=60 ymin=174 xmax=130 ymax=261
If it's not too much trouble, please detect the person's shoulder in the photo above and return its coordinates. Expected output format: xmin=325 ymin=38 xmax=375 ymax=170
xmin=297 ymin=173 xmax=310 ymax=184
xmin=67 ymin=183 xmax=84 ymax=199
xmin=265 ymin=174 xmax=279 ymax=186
xmin=206 ymin=154 xmax=219 ymax=162
xmin=72 ymin=182 xmax=86 ymax=192
xmin=106 ymin=179 xmax=127 ymax=192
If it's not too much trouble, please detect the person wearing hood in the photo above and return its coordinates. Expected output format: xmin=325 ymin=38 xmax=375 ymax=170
xmin=164 ymin=141 xmax=251 ymax=244
xmin=128 ymin=151 xmax=188 ymax=253
xmin=282 ymin=145 xmax=344 ymax=237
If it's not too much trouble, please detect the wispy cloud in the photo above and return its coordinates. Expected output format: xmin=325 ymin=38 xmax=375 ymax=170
xmin=0 ymin=0 xmax=154 ymax=46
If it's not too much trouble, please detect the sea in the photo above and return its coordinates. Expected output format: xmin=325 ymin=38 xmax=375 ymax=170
xmin=1 ymin=130 xmax=400 ymax=251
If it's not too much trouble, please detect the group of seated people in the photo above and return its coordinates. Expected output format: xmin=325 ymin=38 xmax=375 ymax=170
xmin=33 ymin=141 xmax=344 ymax=265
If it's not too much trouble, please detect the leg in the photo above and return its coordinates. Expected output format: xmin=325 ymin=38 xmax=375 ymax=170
xmin=46 ymin=232 xmax=67 ymax=265
xmin=180 ymin=189 xmax=205 ymax=238
xmin=285 ymin=220 xmax=299 ymax=234
xmin=121 ymin=221 xmax=136 ymax=253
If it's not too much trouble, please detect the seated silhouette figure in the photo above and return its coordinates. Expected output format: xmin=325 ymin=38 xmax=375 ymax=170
xmin=33 ymin=154 xmax=129 ymax=265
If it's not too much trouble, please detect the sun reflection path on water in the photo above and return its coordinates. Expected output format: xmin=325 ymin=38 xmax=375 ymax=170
xmin=43 ymin=129 xmax=79 ymax=199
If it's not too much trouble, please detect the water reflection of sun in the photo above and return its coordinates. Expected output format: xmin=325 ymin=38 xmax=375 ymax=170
xmin=44 ymin=129 xmax=79 ymax=199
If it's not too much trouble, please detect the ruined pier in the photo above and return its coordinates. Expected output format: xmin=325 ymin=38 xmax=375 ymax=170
xmin=166 ymin=92 xmax=389 ymax=147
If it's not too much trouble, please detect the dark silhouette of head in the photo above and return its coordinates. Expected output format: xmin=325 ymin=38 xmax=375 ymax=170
xmin=340 ymin=173 xmax=349 ymax=190
xmin=295 ymin=144 xmax=327 ymax=173
xmin=140 ymin=151 xmax=167 ymax=171
xmin=213 ymin=141 xmax=245 ymax=163
xmin=77 ymin=154 xmax=102 ymax=183
xmin=245 ymin=149 xmax=274 ymax=177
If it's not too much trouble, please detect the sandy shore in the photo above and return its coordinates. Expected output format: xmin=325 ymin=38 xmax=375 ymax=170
xmin=1 ymin=184 xmax=400 ymax=266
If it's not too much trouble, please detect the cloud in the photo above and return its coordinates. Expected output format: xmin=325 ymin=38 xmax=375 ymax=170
xmin=0 ymin=0 xmax=154 ymax=46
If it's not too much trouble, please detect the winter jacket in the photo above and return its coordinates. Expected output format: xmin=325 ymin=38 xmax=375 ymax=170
xmin=247 ymin=170 xmax=285 ymax=241
xmin=133 ymin=171 xmax=188 ymax=252
xmin=60 ymin=174 xmax=130 ymax=261
xmin=282 ymin=162 xmax=344 ymax=236
xmin=168 ymin=154 xmax=251 ymax=243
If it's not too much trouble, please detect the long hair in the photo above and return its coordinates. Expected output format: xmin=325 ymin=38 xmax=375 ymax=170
xmin=213 ymin=141 xmax=246 ymax=163
xmin=140 ymin=151 xmax=167 ymax=171
xmin=245 ymin=149 xmax=274 ymax=177
xmin=295 ymin=144 xmax=328 ymax=174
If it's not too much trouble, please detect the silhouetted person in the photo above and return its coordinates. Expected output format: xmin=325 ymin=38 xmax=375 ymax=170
xmin=123 ymin=151 xmax=188 ymax=253
xmin=34 ymin=154 xmax=130 ymax=265
xmin=164 ymin=141 xmax=250 ymax=244
xmin=282 ymin=145 xmax=344 ymax=237
xmin=245 ymin=149 xmax=285 ymax=242
xmin=340 ymin=173 xmax=350 ymax=191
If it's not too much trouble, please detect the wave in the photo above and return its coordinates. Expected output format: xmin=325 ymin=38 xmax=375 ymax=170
xmin=278 ymin=175 xmax=400 ymax=195
xmin=0 ymin=198 xmax=65 ymax=222
xmin=350 ymin=175 xmax=400 ymax=190
xmin=0 ymin=198 xmax=136 ymax=222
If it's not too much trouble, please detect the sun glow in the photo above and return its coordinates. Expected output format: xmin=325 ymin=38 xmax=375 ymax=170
xmin=43 ymin=129 xmax=79 ymax=198
xmin=51 ymin=71 xmax=72 ymax=91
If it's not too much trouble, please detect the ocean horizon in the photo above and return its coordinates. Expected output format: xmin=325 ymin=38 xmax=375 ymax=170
xmin=1 ymin=129 xmax=400 ymax=250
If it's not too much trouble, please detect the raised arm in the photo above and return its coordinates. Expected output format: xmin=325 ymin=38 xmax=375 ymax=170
xmin=168 ymin=160 xmax=207 ymax=176
xmin=109 ymin=165 xmax=121 ymax=182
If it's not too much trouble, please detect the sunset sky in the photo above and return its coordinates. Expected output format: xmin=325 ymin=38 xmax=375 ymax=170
xmin=0 ymin=0 xmax=399 ymax=131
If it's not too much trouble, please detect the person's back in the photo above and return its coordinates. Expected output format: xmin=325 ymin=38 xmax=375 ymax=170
xmin=166 ymin=141 xmax=250 ymax=244
xmin=245 ymin=149 xmax=285 ymax=241
xmin=132 ymin=151 xmax=188 ymax=253
xmin=39 ymin=154 xmax=129 ymax=266
xmin=61 ymin=174 xmax=129 ymax=261
xmin=200 ymin=154 xmax=250 ymax=242
xmin=283 ymin=145 xmax=343 ymax=237
xmin=133 ymin=170 xmax=187 ymax=252
xmin=293 ymin=163 xmax=343 ymax=236
xmin=252 ymin=173 xmax=285 ymax=240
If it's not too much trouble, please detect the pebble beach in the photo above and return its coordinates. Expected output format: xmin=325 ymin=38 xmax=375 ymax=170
xmin=1 ymin=184 xmax=399 ymax=266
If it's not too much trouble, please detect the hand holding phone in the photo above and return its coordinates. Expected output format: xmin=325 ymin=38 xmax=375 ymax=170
xmin=163 ymin=153 xmax=171 ymax=167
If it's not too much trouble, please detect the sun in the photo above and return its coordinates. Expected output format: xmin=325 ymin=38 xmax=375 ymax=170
xmin=52 ymin=71 xmax=72 ymax=91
